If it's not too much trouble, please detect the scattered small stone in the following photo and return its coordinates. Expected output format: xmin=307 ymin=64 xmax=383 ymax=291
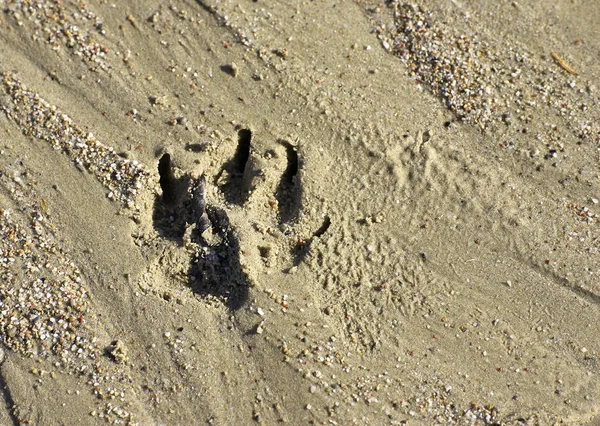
xmin=148 ymin=11 xmax=160 ymax=23
xmin=274 ymin=48 xmax=288 ymax=59
xmin=255 ymin=321 xmax=265 ymax=334
xmin=1 ymin=73 xmax=158 ymax=210
xmin=126 ymin=15 xmax=138 ymax=28
xmin=374 ymin=3 xmax=599 ymax=141
xmin=3 ymin=2 xmax=110 ymax=71
xmin=221 ymin=63 xmax=239 ymax=77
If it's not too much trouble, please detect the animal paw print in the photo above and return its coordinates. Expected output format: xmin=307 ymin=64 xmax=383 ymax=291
xmin=152 ymin=128 xmax=318 ymax=310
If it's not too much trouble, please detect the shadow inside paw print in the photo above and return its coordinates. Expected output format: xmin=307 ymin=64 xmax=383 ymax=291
xmin=216 ymin=128 xmax=252 ymax=205
xmin=275 ymin=139 xmax=300 ymax=224
xmin=152 ymin=154 xmax=249 ymax=310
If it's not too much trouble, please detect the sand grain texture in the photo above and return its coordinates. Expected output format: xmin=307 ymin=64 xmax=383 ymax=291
xmin=0 ymin=0 xmax=599 ymax=424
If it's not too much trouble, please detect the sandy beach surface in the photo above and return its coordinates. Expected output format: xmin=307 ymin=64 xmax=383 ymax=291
xmin=0 ymin=0 xmax=599 ymax=424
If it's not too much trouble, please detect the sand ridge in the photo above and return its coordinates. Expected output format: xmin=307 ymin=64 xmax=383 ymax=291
xmin=0 ymin=0 xmax=599 ymax=424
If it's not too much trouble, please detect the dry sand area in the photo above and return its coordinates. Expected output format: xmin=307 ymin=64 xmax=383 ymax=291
xmin=0 ymin=0 xmax=599 ymax=424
